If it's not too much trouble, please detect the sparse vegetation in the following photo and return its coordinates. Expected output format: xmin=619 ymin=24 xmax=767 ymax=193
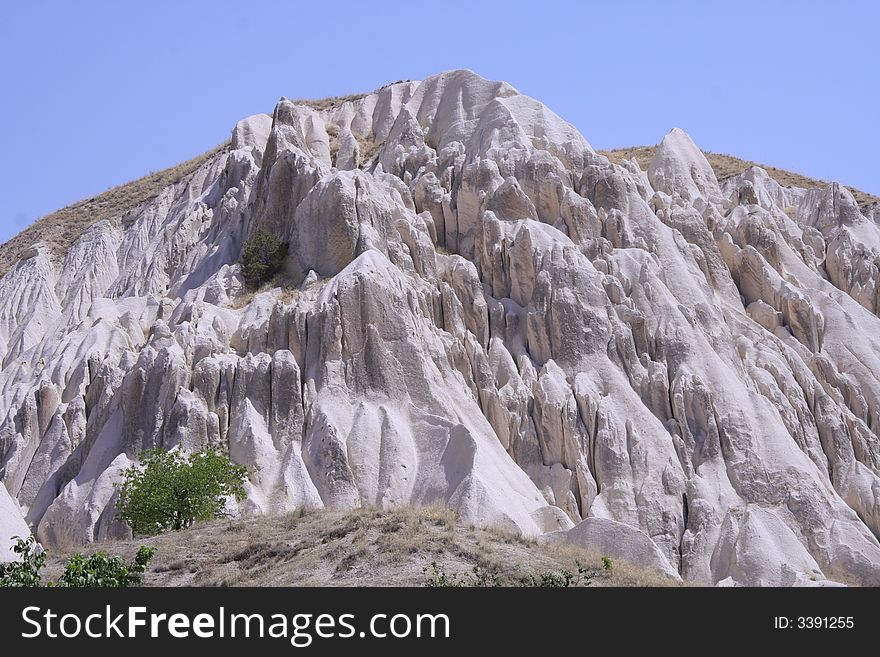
xmin=423 ymin=562 xmax=499 ymax=587
xmin=0 ymin=536 xmax=155 ymax=588
xmin=291 ymin=93 xmax=369 ymax=112
xmin=599 ymin=146 xmax=879 ymax=212
xmin=325 ymin=123 xmax=341 ymax=166
xmin=0 ymin=141 xmax=229 ymax=278
xmin=228 ymin=282 xmax=295 ymax=310
xmin=354 ymin=132 xmax=383 ymax=166
xmin=424 ymin=560 xmax=597 ymax=587
xmin=322 ymin=121 xmax=384 ymax=169
xmin=525 ymin=563 xmax=596 ymax=587
xmin=291 ymin=80 xmax=411 ymax=112
xmin=240 ymin=229 xmax=289 ymax=290
xmin=115 ymin=447 xmax=247 ymax=535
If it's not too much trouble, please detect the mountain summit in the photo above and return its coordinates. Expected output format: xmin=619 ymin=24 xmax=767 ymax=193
xmin=2 ymin=70 xmax=880 ymax=586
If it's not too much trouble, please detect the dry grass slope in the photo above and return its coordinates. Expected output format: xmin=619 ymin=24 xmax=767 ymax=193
xmin=41 ymin=507 xmax=683 ymax=587
xmin=0 ymin=141 xmax=230 ymax=278
xmin=321 ymin=119 xmax=383 ymax=172
xmin=291 ymin=93 xmax=369 ymax=112
xmin=356 ymin=132 xmax=383 ymax=165
xmin=290 ymin=80 xmax=412 ymax=113
xmin=600 ymin=146 xmax=880 ymax=212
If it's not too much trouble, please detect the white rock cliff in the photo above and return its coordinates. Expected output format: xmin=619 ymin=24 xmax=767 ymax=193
xmin=2 ymin=70 xmax=880 ymax=585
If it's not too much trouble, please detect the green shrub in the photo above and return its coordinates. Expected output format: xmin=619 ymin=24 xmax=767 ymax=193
xmin=0 ymin=536 xmax=45 ymax=587
xmin=54 ymin=547 xmax=156 ymax=587
xmin=602 ymin=556 xmax=613 ymax=572
xmin=0 ymin=537 xmax=156 ymax=588
xmin=527 ymin=569 xmax=576 ymax=587
xmin=526 ymin=562 xmax=596 ymax=587
xmin=423 ymin=562 xmax=463 ymax=587
xmin=423 ymin=562 xmax=499 ymax=587
xmin=116 ymin=446 xmax=247 ymax=535
xmin=423 ymin=560 xmax=596 ymax=587
xmin=240 ymin=230 xmax=288 ymax=289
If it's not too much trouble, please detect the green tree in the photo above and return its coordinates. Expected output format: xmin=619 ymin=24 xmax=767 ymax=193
xmin=116 ymin=446 xmax=247 ymax=535
xmin=0 ymin=536 xmax=45 ymax=587
xmin=240 ymin=229 xmax=288 ymax=289
xmin=54 ymin=547 xmax=156 ymax=587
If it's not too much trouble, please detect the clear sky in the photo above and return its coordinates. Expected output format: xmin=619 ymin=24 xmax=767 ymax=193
xmin=1 ymin=0 xmax=877 ymax=243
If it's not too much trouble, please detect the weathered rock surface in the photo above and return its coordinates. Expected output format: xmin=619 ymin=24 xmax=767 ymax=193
xmin=2 ymin=70 xmax=880 ymax=585
xmin=1 ymin=482 xmax=29 ymax=561
xmin=544 ymin=517 xmax=681 ymax=582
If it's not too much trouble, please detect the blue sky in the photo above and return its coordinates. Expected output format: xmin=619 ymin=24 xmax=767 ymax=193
xmin=1 ymin=0 xmax=877 ymax=243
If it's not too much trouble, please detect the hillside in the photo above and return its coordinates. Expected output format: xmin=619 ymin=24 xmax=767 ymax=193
xmin=5 ymin=140 xmax=874 ymax=282
xmin=40 ymin=507 xmax=678 ymax=587
xmin=3 ymin=70 xmax=880 ymax=587
xmin=0 ymin=142 xmax=229 ymax=278
xmin=0 ymin=82 xmax=422 ymax=280
xmin=599 ymin=145 xmax=879 ymax=211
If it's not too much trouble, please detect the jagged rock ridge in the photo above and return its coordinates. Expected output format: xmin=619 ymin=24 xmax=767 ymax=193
xmin=2 ymin=70 xmax=880 ymax=586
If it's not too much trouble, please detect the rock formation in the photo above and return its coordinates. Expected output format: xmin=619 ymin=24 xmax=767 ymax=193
xmin=1 ymin=482 xmax=29 ymax=561
xmin=2 ymin=70 xmax=880 ymax=585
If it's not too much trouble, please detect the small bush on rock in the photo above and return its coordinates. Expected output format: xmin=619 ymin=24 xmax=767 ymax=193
xmin=240 ymin=230 xmax=288 ymax=289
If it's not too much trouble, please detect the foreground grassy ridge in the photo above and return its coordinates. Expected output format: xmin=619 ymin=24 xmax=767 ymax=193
xmin=0 ymin=141 xmax=230 ymax=278
xmin=41 ymin=507 xmax=681 ymax=587
xmin=600 ymin=146 xmax=879 ymax=212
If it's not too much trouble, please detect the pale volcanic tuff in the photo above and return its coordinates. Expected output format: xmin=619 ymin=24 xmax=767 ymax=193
xmin=2 ymin=70 xmax=880 ymax=586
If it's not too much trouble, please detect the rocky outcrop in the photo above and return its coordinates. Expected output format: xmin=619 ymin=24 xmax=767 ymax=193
xmin=545 ymin=517 xmax=682 ymax=582
xmin=1 ymin=482 xmax=29 ymax=561
xmin=1 ymin=70 xmax=880 ymax=586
